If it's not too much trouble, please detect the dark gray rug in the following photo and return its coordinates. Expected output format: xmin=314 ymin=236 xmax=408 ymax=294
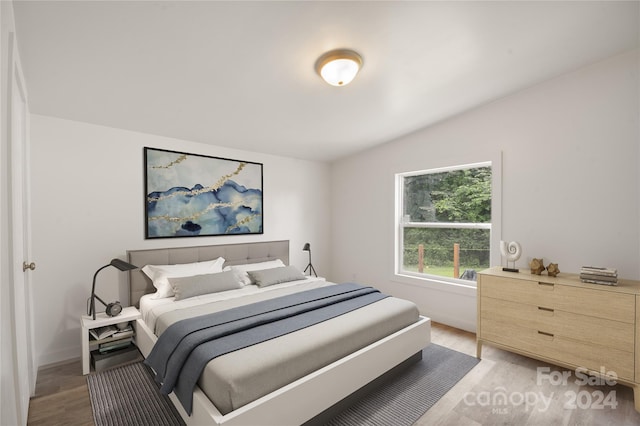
xmin=87 ymin=362 xmax=184 ymax=426
xmin=87 ymin=344 xmax=478 ymax=426
xmin=323 ymin=343 xmax=479 ymax=425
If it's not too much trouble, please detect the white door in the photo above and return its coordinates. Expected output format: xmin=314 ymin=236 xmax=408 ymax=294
xmin=7 ymin=31 xmax=36 ymax=425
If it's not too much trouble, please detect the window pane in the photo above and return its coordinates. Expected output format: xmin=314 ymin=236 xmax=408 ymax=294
xmin=402 ymin=227 xmax=490 ymax=281
xmin=403 ymin=166 xmax=491 ymax=223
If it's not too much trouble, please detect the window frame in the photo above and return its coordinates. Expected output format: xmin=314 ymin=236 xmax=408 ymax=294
xmin=394 ymin=159 xmax=501 ymax=288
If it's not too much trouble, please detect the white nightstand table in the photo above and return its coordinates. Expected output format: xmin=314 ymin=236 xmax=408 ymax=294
xmin=81 ymin=306 xmax=141 ymax=375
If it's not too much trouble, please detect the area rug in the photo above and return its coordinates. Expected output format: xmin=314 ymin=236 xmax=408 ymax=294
xmin=87 ymin=362 xmax=184 ymax=426
xmin=87 ymin=344 xmax=478 ymax=426
xmin=323 ymin=343 xmax=479 ymax=425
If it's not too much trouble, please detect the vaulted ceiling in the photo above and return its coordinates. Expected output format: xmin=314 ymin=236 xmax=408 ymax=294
xmin=12 ymin=1 xmax=639 ymax=162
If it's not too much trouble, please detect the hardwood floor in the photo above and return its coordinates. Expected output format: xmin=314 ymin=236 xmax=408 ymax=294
xmin=27 ymin=322 xmax=640 ymax=425
xmin=27 ymin=360 xmax=93 ymax=426
xmin=420 ymin=323 xmax=640 ymax=426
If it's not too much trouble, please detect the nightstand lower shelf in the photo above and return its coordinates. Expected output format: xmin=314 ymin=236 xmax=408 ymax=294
xmin=91 ymin=345 xmax=143 ymax=373
xmin=81 ymin=306 xmax=141 ymax=375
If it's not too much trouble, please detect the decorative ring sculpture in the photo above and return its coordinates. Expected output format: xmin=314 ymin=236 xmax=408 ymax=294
xmin=500 ymin=241 xmax=522 ymax=272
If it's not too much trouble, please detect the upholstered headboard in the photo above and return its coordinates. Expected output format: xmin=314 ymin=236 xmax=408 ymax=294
xmin=127 ymin=240 xmax=289 ymax=307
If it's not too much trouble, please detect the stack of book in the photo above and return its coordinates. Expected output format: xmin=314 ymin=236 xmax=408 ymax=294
xmin=580 ymin=266 xmax=618 ymax=286
xmin=89 ymin=324 xmax=134 ymax=352
xmin=89 ymin=324 xmax=140 ymax=372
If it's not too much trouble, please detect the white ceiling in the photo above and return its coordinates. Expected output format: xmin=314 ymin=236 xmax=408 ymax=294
xmin=12 ymin=1 xmax=640 ymax=162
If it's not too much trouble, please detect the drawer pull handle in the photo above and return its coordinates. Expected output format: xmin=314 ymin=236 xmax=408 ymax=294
xmin=538 ymin=331 xmax=554 ymax=337
xmin=538 ymin=282 xmax=555 ymax=289
xmin=538 ymin=307 xmax=554 ymax=313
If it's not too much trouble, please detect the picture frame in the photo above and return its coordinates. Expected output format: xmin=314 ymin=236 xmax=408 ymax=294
xmin=144 ymin=147 xmax=263 ymax=239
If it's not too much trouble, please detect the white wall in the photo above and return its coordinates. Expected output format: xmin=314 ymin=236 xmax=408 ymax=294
xmin=330 ymin=50 xmax=640 ymax=332
xmin=29 ymin=116 xmax=331 ymax=366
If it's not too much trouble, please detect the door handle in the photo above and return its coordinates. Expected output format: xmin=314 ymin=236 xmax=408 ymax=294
xmin=23 ymin=261 xmax=36 ymax=272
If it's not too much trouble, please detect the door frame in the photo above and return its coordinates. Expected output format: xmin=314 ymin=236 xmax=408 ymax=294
xmin=7 ymin=30 xmax=36 ymax=424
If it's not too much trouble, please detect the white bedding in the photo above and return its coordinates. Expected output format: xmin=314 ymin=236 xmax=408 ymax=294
xmin=139 ymin=276 xmax=328 ymax=334
xmin=139 ymin=275 xmax=424 ymax=416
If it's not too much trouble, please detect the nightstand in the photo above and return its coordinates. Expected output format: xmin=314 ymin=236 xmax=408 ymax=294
xmin=81 ymin=306 xmax=141 ymax=375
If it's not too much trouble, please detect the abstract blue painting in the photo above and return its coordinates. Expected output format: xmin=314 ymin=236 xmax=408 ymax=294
xmin=144 ymin=147 xmax=263 ymax=238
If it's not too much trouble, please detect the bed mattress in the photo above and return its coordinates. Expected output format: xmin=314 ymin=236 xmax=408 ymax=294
xmin=141 ymin=278 xmax=420 ymax=415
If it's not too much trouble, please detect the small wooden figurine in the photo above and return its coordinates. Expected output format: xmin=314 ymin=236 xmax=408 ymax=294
xmin=530 ymin=258 xmax=545 ymax=275
xmin=547 ymin=263 xmax=560 ymax=277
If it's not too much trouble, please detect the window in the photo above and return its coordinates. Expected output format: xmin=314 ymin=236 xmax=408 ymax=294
xmin=396 ymin=162 xmax=493 ymax=285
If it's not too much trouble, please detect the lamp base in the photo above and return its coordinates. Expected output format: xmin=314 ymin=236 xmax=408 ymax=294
xmin=304 ymin=263 xmax=318 ymax=278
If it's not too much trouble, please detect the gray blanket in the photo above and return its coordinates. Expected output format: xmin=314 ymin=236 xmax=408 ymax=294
xmin=144 ymin=283 xmax=388 ymax=414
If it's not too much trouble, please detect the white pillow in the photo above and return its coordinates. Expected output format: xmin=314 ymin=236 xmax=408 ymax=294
xmin=142 ymin=257 xmax=225 ymax=299
xmin=223 ymin=259 xmax=286 ymax=286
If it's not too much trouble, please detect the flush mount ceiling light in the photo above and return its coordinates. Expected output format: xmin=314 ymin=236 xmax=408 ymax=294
xmin=315 ymin=49 xmax=363 ymax=87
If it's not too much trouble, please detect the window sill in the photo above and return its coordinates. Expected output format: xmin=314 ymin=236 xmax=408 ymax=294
xmin=392 ymin=272 xmax=477 ymax=297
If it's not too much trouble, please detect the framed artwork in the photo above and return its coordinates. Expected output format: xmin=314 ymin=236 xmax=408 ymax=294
xmin=144 ymin=147 xmax=263 ymax=239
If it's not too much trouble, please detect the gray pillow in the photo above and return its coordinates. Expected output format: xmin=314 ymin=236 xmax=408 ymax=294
xmin=247 ymin=265 xmax=306 ymax=288
xmin=168 ymin=270 xmax=242 ymax=301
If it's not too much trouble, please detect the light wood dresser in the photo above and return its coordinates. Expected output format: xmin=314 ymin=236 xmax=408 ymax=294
xmin=477 ymin=266 xmax=640 ymax=410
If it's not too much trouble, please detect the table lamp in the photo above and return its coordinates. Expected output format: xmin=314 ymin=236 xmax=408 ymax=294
xmin=302 ymin=243 xmax=317 ymax=277
xmin=88 ymin=258 xmax=137 ymax=320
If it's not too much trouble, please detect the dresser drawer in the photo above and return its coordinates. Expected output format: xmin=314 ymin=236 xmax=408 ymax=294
xmin=480 ymin=297 xmax=634 ymax=352
xmin=480 ymin=275 xmax=635 ymax=323
xmin=481 ymin=317 xmax=634 ymax=381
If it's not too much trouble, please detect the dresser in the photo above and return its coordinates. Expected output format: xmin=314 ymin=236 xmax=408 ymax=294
xmin=477 ymin=267 xmax=640 ymax=410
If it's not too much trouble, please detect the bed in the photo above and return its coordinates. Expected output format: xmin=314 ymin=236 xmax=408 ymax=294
xmin=127 ymin=240 xmax=431 ymax=426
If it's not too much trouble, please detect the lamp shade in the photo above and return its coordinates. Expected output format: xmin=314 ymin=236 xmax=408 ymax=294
xmin=109 ymin=258 xmax=137 ymax=271
xmin=303 ymin=243 xmax=311 ymax=251
xmin=315 ymin=49 xmax=363 ymax=87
